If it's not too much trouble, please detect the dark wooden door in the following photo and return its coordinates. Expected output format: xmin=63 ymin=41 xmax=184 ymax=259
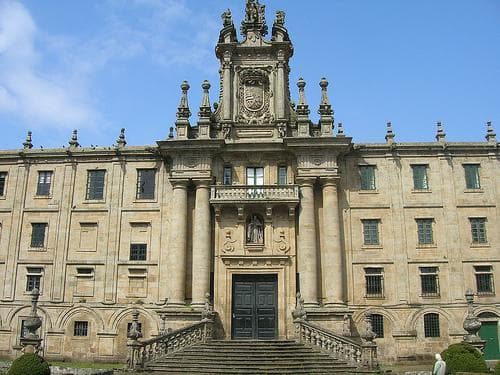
xmin=232 ymin=275 xmax=277 ymax=340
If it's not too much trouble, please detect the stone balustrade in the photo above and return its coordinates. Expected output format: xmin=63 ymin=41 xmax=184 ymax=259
xmin=210 ymin=184 xmax=299 ymax=203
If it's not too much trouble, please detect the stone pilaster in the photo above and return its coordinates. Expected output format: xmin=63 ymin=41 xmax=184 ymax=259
xmin=297 ymin=177 xmax=318 ymax=307
xmin=222 ymin=51 xmax=232 ymax=121
xmin=321 ymin=177 xmax=345 ymax=306
xmin=166 ymin=179 xmax=189 ymax=306
xmin=191 ymin=180 xmax=212 ymax=306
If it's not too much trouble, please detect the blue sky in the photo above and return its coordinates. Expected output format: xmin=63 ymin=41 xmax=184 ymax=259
xmin=0 ymin=0 xmax=499 ymax=149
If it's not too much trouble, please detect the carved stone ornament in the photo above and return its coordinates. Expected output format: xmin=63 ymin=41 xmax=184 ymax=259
xmin=222 ymin=229 xmax=237 ymax=253
xmin=238 ymin=68 xmax=271 ymax=125
xmin=274 ymin=229 xmax=290 ymax=253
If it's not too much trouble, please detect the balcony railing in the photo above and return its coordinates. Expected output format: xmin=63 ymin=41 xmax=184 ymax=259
xmin=210 ymin=185 xmax=299 ymax=204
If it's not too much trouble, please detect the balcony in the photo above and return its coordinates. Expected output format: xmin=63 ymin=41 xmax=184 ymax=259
xmin=210 ymin=185 xmax=300 ymax=204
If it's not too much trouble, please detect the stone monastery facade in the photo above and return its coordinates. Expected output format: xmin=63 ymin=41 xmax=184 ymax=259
xmin=0 ymin=0 xmax=499 ymax=363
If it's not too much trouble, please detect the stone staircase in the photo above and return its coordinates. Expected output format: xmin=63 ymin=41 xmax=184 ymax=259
xmin=143 ymin=340 xmax=367 ymax=374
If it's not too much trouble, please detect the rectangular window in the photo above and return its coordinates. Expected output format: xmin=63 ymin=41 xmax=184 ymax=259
xmin=359 ymin=165 xmax=376 ymax=190
xmin=136 ymin=169 xmax=156 ymax=199
xmin=362 ymin=219 xmax=380 ymax=246
xmin=130 ymin=244 xmax=147 ymax=261
xmin=36 ymin=171 xmax=53 ymax=196
xmin=470 ymin=218 xmax=487 ymax=244
xmin=278 ymin=166 xmax=287 ymax=185
xmin=73 ymin=321 xmax=88 ymax=337
xmin=412 ymin=165 xmax=429 ymax=190
xmin=247 ymin=167 xmax=264 ymax=186
xmin=30 ymin=223 xmax=47 ymax=248
xmin=223 ymin=166 xmax=232 ymax=185
xmin=365 ymin=268 xmax=384 ymax=297
xmin=370 ymin=314 xmax=384 ymax=338
xmin=420 ymin=267 xmax=439 ymax=297
xmin=475 ymin=266 xmax=495 ymax=296
xmin=464 ymin=164 xmax=481 ymax=189
xmin=416 ymin=219 xmax=434 ymax=245
xmin=0 ymin=172 xmax=7 ymax=196
xmin=86 ymin=170 xmax=105 ymax=200
xmin=424 ymin=313 xmax=440 ymax=337
xmin=26 ymin=267 xmax=42 ymax=292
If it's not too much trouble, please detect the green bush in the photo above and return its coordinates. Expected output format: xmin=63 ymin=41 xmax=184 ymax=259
xmin=7 ymin=353 xmax=50 ymax=375
xmin=494 ymin=360 xmax=500 ymax=375
xmin=441 ymin=342 xmax=488 ymax=374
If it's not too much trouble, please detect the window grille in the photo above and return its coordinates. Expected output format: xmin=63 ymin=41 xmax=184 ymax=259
xmin=73 ymin=321 xmax=88 ymax=336
xmin=412 ymin=165 xmax=429 ymax=190
xmin=130 ymin=244 xmax=147 ymax=261
xmin=278 ymin=166 xmax=287 ymax=185
xmin=365 ymin=268 xmax=384 ymax=297
xmin=30 ymin=223 xmax=47 ymax=248
xmin=424 ymin=313 xmax=440 ymax=337
xmin=470 ymin=218 xmax=487 ymax=244
xmin=0 ymin=172 xmax=7 ymax=196
xmin=475 ymin=266 xmax=494 ymax=295
xmin=136 ymin=169 xmax=156 ymax=199
xmin=86 ymin=170 xmax=105 ymax=200
xmin=416 ymin=219 xmax=434 ymax=245
xmin=36 ymin=171 xmax=52 ymax=196
xmin=420 ymin=267 xmax=439 ymax=296
xmin=359 ymin=165 xmax=376 ymax=190
xmin=370 ymin=314 xmax=384 ymax=338
xmin=362 ymin=219 xmax=380 ymax=245
xmin=464 ymin=164 xmax=480 ymax=189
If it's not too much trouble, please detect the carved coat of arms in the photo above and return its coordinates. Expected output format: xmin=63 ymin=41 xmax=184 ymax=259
xmin=238 ymin=68 xmax=271 ymax=124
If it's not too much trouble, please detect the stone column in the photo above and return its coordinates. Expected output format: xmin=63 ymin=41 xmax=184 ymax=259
xmin=167 ymin=179 xmax=189 ymax=306
xmin=191 ymin=180 xmax=212 ymax=307
xmin=321 ymin=177 xmax=345 ymax=306
xmin=222 ymin=51 xmax=232 ymax=121
xmin=297 ymin=177 xmax=318 ymax=306
xmin=276 ymin=51 xmax=285 ymax=120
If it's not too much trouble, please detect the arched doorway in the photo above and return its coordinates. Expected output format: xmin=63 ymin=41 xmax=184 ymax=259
xmin=478 ymin=312 xmax=499 ymax=360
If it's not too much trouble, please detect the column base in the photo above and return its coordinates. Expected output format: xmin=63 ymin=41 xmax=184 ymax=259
xmin=166 ymin=300 xmax=186 ymax=307
xmin=190 ymin=302 xmax=206 ymax=309
xmin=303 ymin=302 xmax=319 ymax=308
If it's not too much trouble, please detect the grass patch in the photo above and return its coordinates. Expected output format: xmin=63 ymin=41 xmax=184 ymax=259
xmin=50 ymin=361 xmax=126 ymax=370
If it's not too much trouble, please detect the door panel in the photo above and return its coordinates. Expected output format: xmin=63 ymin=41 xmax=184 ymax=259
xmin=479 ymin=321 xmax=500 ymax=360
xmin=232 ymin=275 xmax=277 ymax=340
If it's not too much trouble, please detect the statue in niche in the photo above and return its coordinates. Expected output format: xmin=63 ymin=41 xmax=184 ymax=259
xmin=222 ymin=230 xmax=237 ymax=253
xmin=246 ymin=215 xmax=264 ymax=244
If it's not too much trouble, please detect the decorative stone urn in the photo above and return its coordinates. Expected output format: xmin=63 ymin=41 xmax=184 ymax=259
xmin=20 ymin=288 xmax=43 ymax=354
xmin=462 ymin=289 xmax=486 ymax=352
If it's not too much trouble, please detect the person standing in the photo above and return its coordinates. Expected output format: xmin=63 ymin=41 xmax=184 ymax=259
xmin=433 ymin=353 xmax=446 ymax=375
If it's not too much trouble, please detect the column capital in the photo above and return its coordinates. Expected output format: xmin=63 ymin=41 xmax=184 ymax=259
xmin=320 ymin=176 xmax=340 ymax=187
xmin=295 ymin=176 xmax=317 ymax=187
xmin=170 ymin=178 xmax=190 ymax=189
xmin=193 ymin=179 xmax=212 ymax=188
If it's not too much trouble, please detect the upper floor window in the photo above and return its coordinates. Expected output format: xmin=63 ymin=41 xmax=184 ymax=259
xmin=278 ymin=166 xmax=287 ymax=185
xmin=130 ymin=244 xmax=147 ymax=261
xmin=223 ymin=166 xmax=232 ymax=185
xmin=424 ymin=313 xmax=440 ymax=337
xmin=370 ymin=314 xmax=384 ymax=338
xmin=247 ymin=167 xmax=264 ymax=186
xmin=464 ymin=164 xmax=480 ymax=189
xmin=136 ymin=169 xmax=156 ymax=200
xmin=359 ymin=165 xmax=376 ymax=190
xmin=475 ymin=265 xmax=495 ymax=296
xmin=362 ymin=219 xmax=380 ymax=246
xmin=412 ymin=165 xmax=429 ymax=190
xmin=73 ymin=321 xmax=89 ymax=337
xmin=86 ymin=170 xmax=105 ymax=200
xmin=420 ymin=267 xmax=439 ymax=297
xmin=30 ymin=223 xmax=47 ymax=248
xmin=416 ymin=219 xmax=434 ymax=245
xmin=36 ymin=171 xmax=53 ymax=196
xmin=365 ymin=267 xmax=384 ymax=298
xmin=0 ymin=172 xmax=6 ymax=196
xmin=26 ymin=267 xmax=43 ymax=292
xmin=470 ymin=218 xmax=487 ymax=244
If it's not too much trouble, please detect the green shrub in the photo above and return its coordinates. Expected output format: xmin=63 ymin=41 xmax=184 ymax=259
xmin=441 ymin=342 xmax=488 ymax=374
xmin=495 ymin=360 xmax=500 ymax=375
xmin=7 ymin=353 xmax=50 ymax=375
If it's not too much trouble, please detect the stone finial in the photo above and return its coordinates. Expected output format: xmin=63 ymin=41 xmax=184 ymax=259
xmin=435 ymin=121 xmax=446 ymax=142
xmin=292 ymin=292 xmax=307 ymax=321
xmin=23 ymin=131 xmax=33 ymax=149
xmin=198 ymin=80 xmax=212 ymax=119
xmin=116 ymin=128 xmax=127 ymax=148
xmin=463 ymin=289 xmax=485 ymax=351
xmin=159 ymin=313 xmax=168 ymax=335
xmin=68 ymin=130 xmax=79 ymax=148
xmin=201 ymin=293 xmax=215 ymax=321
xmin=176 ymin=81 xmax=191 ymax=120
xmin=241 ymin=0 xmax=268 ymax=37
xmin=485 ymin=121 xmax=496 ymax=143
xmin=296 ymin=78 xmax=309 ymax=114
xmin=20 ymin=288 xmax=42 ymax=354
xmin=361 ymin=313 xmax=376 ymax=342
xmin=127 ymin=309 xmax=143 ymax=341
xmin=385 ymin=122 xmax=395 ymax=144
xmin=221 ymin=9 xmax=233 ymax=27
xmin=275 ymin=10 xmax=285 ymax=26
xmin=318 ymin=78 xmax=333 ymax=115
xmin=337 ymin=122 xmax=345 ymax=137
xmin=168 ymin=127 xmax=175 ymax=139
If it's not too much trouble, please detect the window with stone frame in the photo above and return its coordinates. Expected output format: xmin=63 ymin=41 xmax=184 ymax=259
xmin=36 ymin=171 xmax=53 ymax=196
xmin=0 ymin=172 xmax=7 ymax=196
xmin=464 ymin=164 xmax=481 ymax=189
xmin=362 ymin=219 xmax=380 ymax=246
xmin=420 ymin=267 xmax=440 ymax=297
xmin=73 ymin=321 xmax=88 ymax=337
xmin=370 ymin=314 xmax=384 ymax=338
xmin=130 ymin=244 xmax=147 ymax=261
xmin=278 ymin=166 xmax=287 ymax=185
xmin=470 ymin=218 xmax=487 ymax=244
xmin=86 ymin=170 xmax=106 ymax=200
xmin=223 ymin=166 xmax=233 ymax=185
xmin=475 ymin=266 xmax=495 ymax=296
xmin=416 ymin=219 xmax=434 ymax=245
xmin=359 ymin=165 xmax=376 ymax=190
xmin=424 ymin=313 xmax=440 ymax=337
xmin=411 ymin=164 xmax=429 ymax=190
xmin=136 ymin=169 xmax=156 ymax=199
xmin=365 ymin=268 xmax=384 ymax=298
xmin=26 ymin=267 xmax=43 ymax=292
xmin=30 ymin=223 xmax=47 ymax=248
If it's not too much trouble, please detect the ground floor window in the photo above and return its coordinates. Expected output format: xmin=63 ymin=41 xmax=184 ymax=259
xmin=424 ymin=313 xmax=440 ymax=337
xmin=73 ymin=321 xmax=89 ymax=337
xmin=370 ymin=314 xmax=384 ymax=338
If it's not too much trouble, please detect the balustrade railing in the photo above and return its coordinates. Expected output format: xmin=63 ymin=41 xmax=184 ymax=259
xmin=210 ymin=184 xmax=299 ymax=203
